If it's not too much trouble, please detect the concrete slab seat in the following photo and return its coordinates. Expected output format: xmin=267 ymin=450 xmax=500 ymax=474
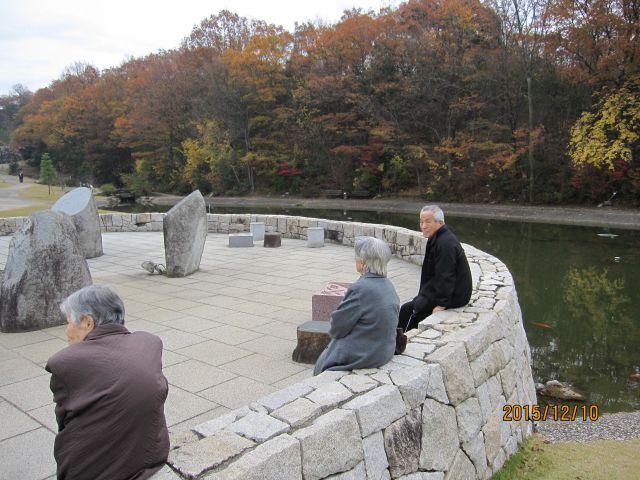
xmin=292 ymin=321 xmax=331 ymax=364
xmin=263 ymin=232 xmax=282 ymax=248
xmin=306 ymin=227 xmax=324 ymax=248
xmin=229 ymin=233 xmax=254 ymax=247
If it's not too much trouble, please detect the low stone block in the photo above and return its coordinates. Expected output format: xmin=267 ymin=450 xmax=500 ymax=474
xmin=272 ymin=398 xmax=322 ymax=428
xmin=342 ymin=385 xmax=406 ymax=437
xmin=250 ymin=222 xmax=265 ymax=241
xmin=426 ymin=342 xmax=475 ymax=405
xmin=312 ymin=282 xmax=351 ymax=321
xmin=293 ymin=409 xmax=363 ymax=480
xmin=384 ymin=407 xmax=422 ymax=477
xmin=228 ymin=411 xmax=290 ymax=442
xmin=363 ymin=431 xmax=389 ymax=480
xmin=229 ymin=233 xmax=254 ymax=248
xmin=306 ymin=381 xmax=353 ymax=408
xmin=306 ymin=227 xmax=325 ymax=247
xmin=52 ymin=186 xmax=103 ymax=258
xmin=205 ymin=434 xmax=301 ymax=480
xmin=340 ymin=374 xmax=379 ymax=394
xmin=263 ymin=232 xmax=282 ymax=248
xmin=444 ymin=449 xmax=475 ymax=480
xmin=292 ymin=321 xmax=331 ymax=364
xmin=390 ymin=366 xmax=429 ymax=409
xmin=455 ymin=397 xmax=482 ymax=443
xmin=194 ymin=408 xmax=251 ymax=437
xmin=420 ymin=399 xmax=458 ymax=471
xmin=257 ymin=383 xmax=314 ymax=412
xmin=168 ymin=430 xmax=254 ymax=478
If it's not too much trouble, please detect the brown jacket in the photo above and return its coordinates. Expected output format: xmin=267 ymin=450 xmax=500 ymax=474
xmin=46 ymin=324 xmax=169 ymax=480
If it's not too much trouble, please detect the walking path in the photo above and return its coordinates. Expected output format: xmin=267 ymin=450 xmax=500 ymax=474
xmin=0 ymin=231 xmax=420 ymax=480
xmin=0 ymin=173 xmax=32 ymax=211
xmin=149 ymin=194 xmax=640 ymax=230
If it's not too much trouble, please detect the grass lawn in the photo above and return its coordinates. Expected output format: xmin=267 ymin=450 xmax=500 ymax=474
xmin=0 ymin=182 xmax=106 ymax=218
xmin=493 ymin=435 xmax=640 ymax=480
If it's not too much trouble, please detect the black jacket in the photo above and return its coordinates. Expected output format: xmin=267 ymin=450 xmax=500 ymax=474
xmin=413 ymin=225 xmax=472 ymax=313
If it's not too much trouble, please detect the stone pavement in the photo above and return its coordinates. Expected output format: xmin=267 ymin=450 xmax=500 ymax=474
xmin=0 ymin=231 xmax=421 ymax=480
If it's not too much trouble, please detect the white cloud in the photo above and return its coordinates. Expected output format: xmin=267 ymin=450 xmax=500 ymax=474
xmin=0 ymin=0 xmax=397 ymax=95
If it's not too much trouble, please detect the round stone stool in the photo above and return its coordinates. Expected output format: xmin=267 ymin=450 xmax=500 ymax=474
xmin=263 ymin=232 xmax=282 ymax=248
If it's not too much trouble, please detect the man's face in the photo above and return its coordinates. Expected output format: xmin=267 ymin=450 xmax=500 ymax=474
xmin=420 ymin=211 xmax=443 ymax=238
xmin=65 ymin=313 xmax=94 ymax=345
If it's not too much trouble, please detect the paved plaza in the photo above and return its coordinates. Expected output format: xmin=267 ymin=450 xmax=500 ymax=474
xmin=0 ymin=231 xmax=421 ymax=480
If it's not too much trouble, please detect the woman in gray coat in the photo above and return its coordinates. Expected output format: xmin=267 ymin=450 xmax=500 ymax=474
xmin=314 ymin=236 xmax=400 ymax=375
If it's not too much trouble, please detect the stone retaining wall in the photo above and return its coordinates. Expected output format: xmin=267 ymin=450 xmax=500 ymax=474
xmin=0 ymin=213 xmax=536 ymax=479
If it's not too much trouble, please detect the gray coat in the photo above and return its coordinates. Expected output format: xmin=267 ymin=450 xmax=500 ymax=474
xmin=314 ymin=272 xmax=400 ymax=375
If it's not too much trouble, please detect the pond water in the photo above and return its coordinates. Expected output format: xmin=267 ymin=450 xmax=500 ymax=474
xmin=112 ymin=204 xmax=640 ymax=412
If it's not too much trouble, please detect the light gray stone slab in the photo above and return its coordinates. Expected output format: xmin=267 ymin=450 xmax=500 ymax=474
xmin=228 ymin=411 xmax=290 ymax=442
xmin=325 ymin=461 xmax=366 ymax=479
xmin=384 ymin=407 xmax=422 ymax=478
xmin=302 ymin=370 xmax=348 ymax=388
xmin=149 ymin=465 xmax=182 ymax=479
xmin=306 ymin=227 xmax=324 ymax=248
xmin=425 ymin=364 xmax=449 ymax=404
xmin=455 ymin=397 xmax=482 ymax=443
xmin=0 ymin=428 xmax=56 ymax=480
xmin=257 ymin=383 xmax=314 ymax=412
xmin=342 ymin=384 xmax=406 ymax=437
xmin=293 ymin=409 xmax=363 ymax=480
xmin=403 ymin=342 xmax=437 ymax=360
xmin=52 ymin=187 xmax=103 ymax=258
xmin=168 ymin=430 xmax=254 ymax=478
xmin=462 ymin=431 xmax=488 ymax=478
xmin=205 ymin=434 xmax=301 ymax=480
xmin=340 ymin=374 xmax=379 ymax=394
xmin=228 ymin=233 xmax=253 ymax=247
xmin=250 ymin=222 xmax=265 ymax=241
xmin=0 ymin=210 xmax=92 ymax=332
xmin=397 ymin=473 xmax=444 ymax=480
xmin=444 ymin=449 xmax=476 ymax=480
xmin=390 ymin=366 xmax=429 ymax=409
xmin=426 ymin=342 xmax=475 ymax=405
xmin=420 ymin=399 xmax=459 ymax=471
xmin=164 ymin=190 xmax=207 ymax=276
xmin=306 ymin=381 xmax=353 ymax=408
xmin=272 ymin=397 xmax=322 ymax=428
xmin=194 ymin=407 xmax=251 ymax=437
xmin=363 ymin=431 xmax=389 ymax=480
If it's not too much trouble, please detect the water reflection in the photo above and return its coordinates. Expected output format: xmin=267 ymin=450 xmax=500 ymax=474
xmin=112 ymin=204 xmax=640 ymax=411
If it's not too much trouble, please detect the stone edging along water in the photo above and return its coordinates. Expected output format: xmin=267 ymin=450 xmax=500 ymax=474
xmin=0 ymin=213 xmax=536 ymax=480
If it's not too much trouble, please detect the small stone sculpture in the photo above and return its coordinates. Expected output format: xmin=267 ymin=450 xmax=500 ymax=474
xmin=163 ymin=190 xmax=207 ymax=277
xmin=0 ymin=210 xmax=92 ymax=332
xmin=52 ymin=187 xmax=103 ymax=258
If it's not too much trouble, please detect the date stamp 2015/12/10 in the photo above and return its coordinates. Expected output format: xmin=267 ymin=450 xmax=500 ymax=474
xmin=503 ymin=404 xmax=601 ymax=422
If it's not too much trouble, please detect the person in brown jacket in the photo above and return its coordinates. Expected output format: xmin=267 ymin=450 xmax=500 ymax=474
xmin=46 ymin=285 xmax=169 ymax=480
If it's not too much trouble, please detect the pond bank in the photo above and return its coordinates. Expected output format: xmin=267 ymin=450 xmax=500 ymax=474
xmin=145 ymin=194 xmax=640 ymax=230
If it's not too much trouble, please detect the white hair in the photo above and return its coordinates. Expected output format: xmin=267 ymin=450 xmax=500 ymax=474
xmin=420 ymin=205 xmax=445 ymax=222
xmin=354 ymin=236 xmax=392 ymax=276
xmin=60 ymin=285 xmax=125 ymax=326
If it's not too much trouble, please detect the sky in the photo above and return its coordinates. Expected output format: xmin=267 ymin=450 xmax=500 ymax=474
xmin=0 ymin=0 xmax=399 ymax=96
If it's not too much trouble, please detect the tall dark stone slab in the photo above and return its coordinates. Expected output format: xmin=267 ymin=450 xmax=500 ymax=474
xmin=52 ymin=187 xmax=103 ymax=258
xmin=383 ymin=407 xmax=422 ymax=477
xmin=0 ymin=211 xmax=93 ymax=332
xmin=164 ymin=190 xmax=207 ymax=277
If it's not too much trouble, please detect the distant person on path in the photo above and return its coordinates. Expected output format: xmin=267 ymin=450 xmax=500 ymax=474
xmin=18 ymin=170 xmax=24 ymax=183
xmin=314 ymin=236 xmax=400 ymax=374
xmin=398 ymin=205 xmax=472 ymax=332
xmin=46 ymin=285 xmax=169 ymax=480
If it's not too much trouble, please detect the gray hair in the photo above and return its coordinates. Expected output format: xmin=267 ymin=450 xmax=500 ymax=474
xmin=354 ymin=236 xmax=392 ymax=276
xmin=60 ymin=285 xmax=125 ymax=326
xmin=420 ymin=205 xmax=445 ymax=222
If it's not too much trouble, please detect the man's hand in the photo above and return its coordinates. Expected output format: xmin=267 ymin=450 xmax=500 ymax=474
xmin=432 ymin=306 xmax=446 ymax=314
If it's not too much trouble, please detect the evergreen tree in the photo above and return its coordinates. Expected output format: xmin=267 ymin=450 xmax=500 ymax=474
xmin=39 ymin=153 xmax=57 ymax=195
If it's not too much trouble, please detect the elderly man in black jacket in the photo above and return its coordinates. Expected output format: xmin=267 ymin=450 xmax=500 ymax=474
xmin=398 ymin=205 xmax=472 ymax=332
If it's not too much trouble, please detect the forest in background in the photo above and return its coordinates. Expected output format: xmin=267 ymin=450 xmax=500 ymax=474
xmin=0 ymin=0 xmax=638 ymax=205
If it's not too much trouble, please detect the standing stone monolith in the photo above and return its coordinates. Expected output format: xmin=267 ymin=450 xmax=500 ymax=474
xmin=0 ymin=210 xmax=93 ymax=332
xmin=52 ymin=187 xmax=103 ymax=258
xmin=164 ymin=190 xmax=207 ymax=277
